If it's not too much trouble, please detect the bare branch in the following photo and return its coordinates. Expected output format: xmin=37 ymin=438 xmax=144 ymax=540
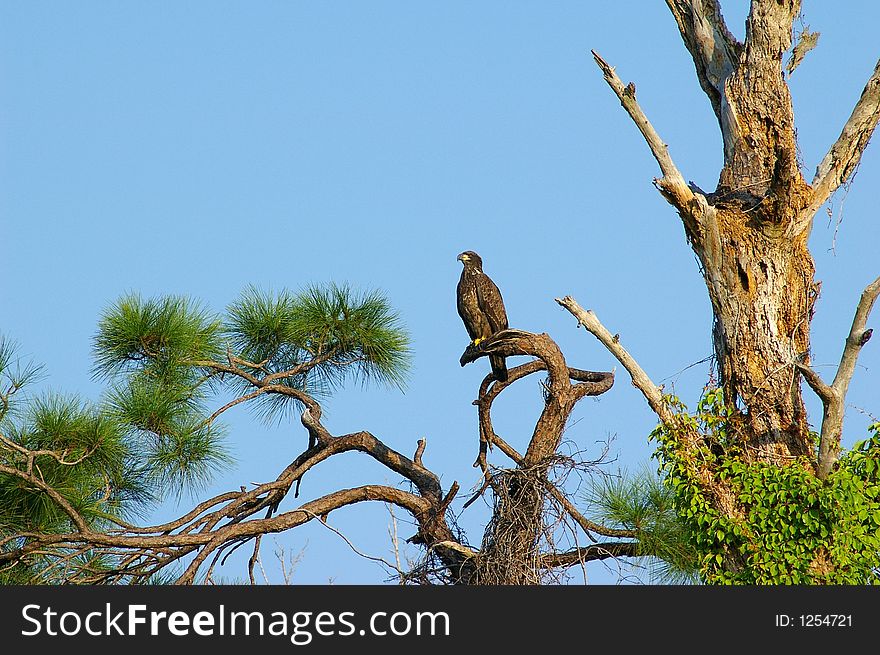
xmin=571 ymin=371 xmax=615 ymax=401
xmin=298 ymin=509 xmax=406 ymax=578
xmin=799 ymin=59 xmax=880 ymax=234
xmin=592 ymin=50 xmax=707 ymax=229
xmin=1 ymin=402 xmax=469 ymax=583
xmin=831 ymin=276 xmax=880 ymax=394
xmin=413 ymin=438 xmax=426 ymax=467
xmin=470 ymin=360 xmax=550 ymax=472
xmin=467 ymin=348 xmax=614 ymax=453
xmin=819 ymin=276 xmax=880 ymax=478
xmin=797 ymin=276 xmax=880 ymax=478
xmin=247 ymin=534 xmax=262 ymax=585
xmin=120 ymin=491 xmax=243 ymax=534
xmin=556 ymin=296 xmax=671 ymax=422
xmin=461 ymin=327 xmax=613 ymax=466
xmin=465 ymin=352 xmax=610 ymax=394
xmin=198 ymin=387 xmax=268 ymax=430
xmin=460 ymin=329 xmax=565 ymax=378
xmin=794 ymin=360 xmax=834 ymax=406
xmin=300 ymin=405 xmax=333 ymax=447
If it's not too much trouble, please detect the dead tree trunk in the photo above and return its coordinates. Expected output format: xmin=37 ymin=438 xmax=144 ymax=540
xmin=701 ymin=1 xmax=817 ymax=460
xmin=593 ymin=0 xmax=880 ymax=466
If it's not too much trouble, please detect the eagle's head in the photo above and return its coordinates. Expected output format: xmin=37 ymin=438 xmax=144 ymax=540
xmin=457 ymin=251 xmax=483 ymax=269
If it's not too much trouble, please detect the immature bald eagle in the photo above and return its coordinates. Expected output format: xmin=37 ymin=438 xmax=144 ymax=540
xmin=457 ymin=250 xmax=509 ymax=382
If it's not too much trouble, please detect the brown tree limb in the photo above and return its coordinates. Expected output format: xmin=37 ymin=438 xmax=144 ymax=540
xmin=1 ymin=483 xmax=435 ymax=583
xmin=299 ymin=404 xmax=334 ymax=447
xmin=538 ymin=541 xmax=640 ymax=568
xmin=413 ymin=438 xmax=426 ymax=467
xmin=0 ymin=391 xmax=469 ymax=583
xmin=197 ymin=387 xmax=268 ymax=429
xmin=212 ymin=427 xmax=445 ymax=534
xmin=798 ymin=59 xmax=880 ymax=234
xmin=571 ymin=371 xmax=615 ymax=401
xmin=467 ymin=357 xmax=610 ymax=397
xmin=794 ymin=359 xmax=834 ymax=405
xmin=467 ymin=350 xmax=612 ymax=472
xmin=176 ymin=485 xmax=425 ymax=584
xmin=118 ymin=491 xmax=243 ymax=534
xmin=207 ymin=427 xmax=445 ymax=533
xmin=460 ymin=328 xmax=613 ymax=465
xmin=460 ymin=329 xmax=565 ymax=378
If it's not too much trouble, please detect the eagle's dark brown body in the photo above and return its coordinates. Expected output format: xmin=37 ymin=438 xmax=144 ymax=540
xmin=456 ymin=251 xmax=508 ymax=382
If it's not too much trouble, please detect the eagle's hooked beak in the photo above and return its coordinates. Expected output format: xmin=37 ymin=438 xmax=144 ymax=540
xmin=457 ymin=253 xmax=468 ymax=262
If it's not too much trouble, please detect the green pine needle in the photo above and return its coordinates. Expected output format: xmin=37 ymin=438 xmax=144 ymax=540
xmin=224 ymin=282 xmax=412 ymax=421
xmin=0 ymin=334 xmax=45 ymax=423
xmin=107 ymin=374 xmax=202 ymax=436
xmin=145 ymin=422 xmax=231 ymax=499
xmin=584 ymin=466 xmax=700 ymax=584
xmin=92 ymin=293 xmax=223 ymax=379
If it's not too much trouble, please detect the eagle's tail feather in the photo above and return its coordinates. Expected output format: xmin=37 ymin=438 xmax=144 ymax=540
xmin=490 ymin=355 xmax=508 ymax=383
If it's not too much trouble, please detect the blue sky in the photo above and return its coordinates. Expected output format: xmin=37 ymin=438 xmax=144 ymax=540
xmin=2 ymin=1 xmax=878 ymax=584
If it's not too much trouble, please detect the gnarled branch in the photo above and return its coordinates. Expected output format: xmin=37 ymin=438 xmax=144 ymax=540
xmin=0 ymin=389 xmax=468 ymax=583
xmin=461 ymin=328 xmax=613 ymax=466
